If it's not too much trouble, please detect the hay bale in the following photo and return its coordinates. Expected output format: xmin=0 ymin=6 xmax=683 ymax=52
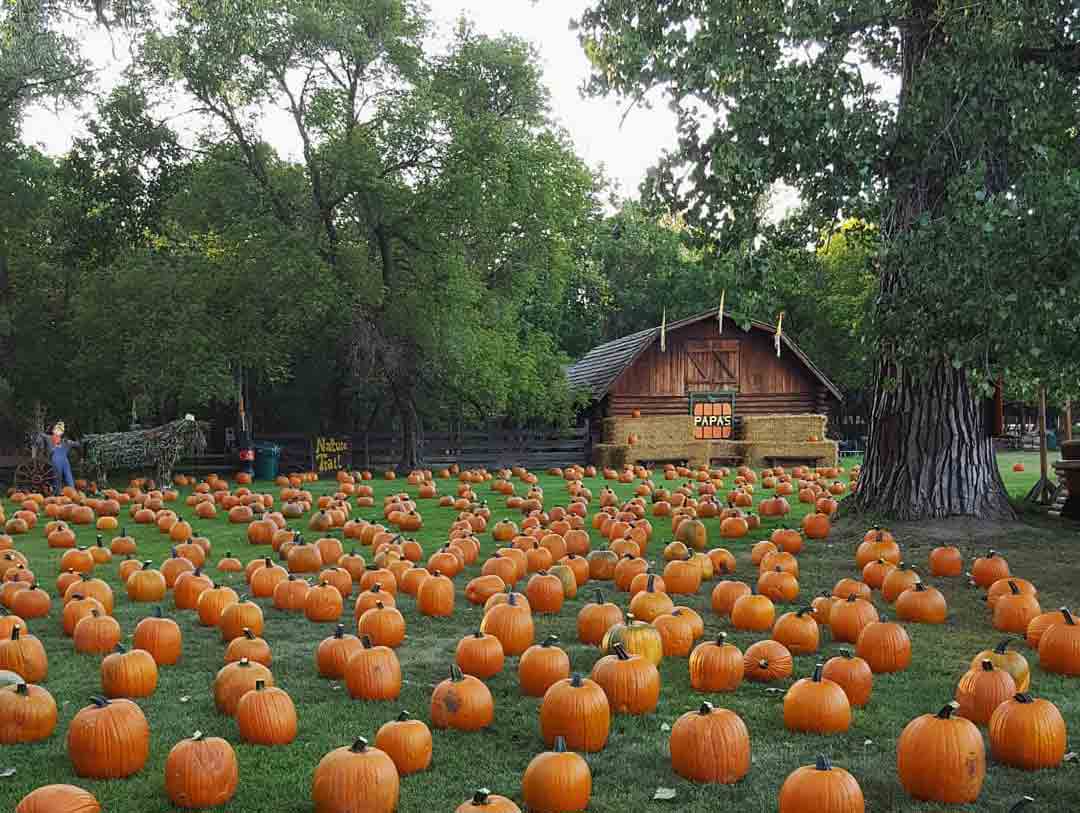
xmin=742 ymin=414 xmax=828 ymax=444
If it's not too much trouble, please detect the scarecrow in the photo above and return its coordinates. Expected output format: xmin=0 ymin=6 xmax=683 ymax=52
xmin=37 ymin=421 xmax=81 ymax=494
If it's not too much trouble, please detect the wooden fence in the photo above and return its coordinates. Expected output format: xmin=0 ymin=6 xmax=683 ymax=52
xmin=179 ymin=426 xmax=591 ymax=474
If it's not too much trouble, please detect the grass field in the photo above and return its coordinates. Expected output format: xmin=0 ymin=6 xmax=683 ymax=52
xmin=1 ymin=451 xmax=1077 ymax=812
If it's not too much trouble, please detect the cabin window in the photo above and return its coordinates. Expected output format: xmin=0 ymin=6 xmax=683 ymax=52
xmin=690 ymin=392 xmax=736 ymax=440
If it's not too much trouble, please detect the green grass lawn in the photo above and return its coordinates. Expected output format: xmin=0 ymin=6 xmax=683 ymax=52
xmin=1 ymin=452 xmax=1076 ymax=812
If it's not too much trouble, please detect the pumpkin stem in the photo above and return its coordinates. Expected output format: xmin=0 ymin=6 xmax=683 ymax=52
xmin=936 ymin=701 xmax=960 ymax=719
xmin=612 ymin=642 xmax=631 ymax=661
xmin=471 ymin=789 xmax=492 ymax=805
xmin=838 ymin=649 xmax=852 ymax=658
xmin=396 ymin=710 xmax=411 ymax=721
xmin=846 ymin=593 xmax=857 ymax=603
xmin=1008 ymin=580 xmax=1020 ymax=595
xmin=90 ymin=695 xmax=109 ymax=707
xmin=1060 ymin=607 xmax=1075 ymax=625
xmin=450 ymin=663 xmax=464 ymax=682
xmin=375 ymin=600 xmax=385 ymax=610
xmin=1009 ymin=797 xmax=1035 ymax=813
xmin=981 ymin=659 xmax=995 ymax=671
xmin=812 ymin=663 xmax=824 ymax=682
xmin=994 ymin=638 xmax=1015 ymax=654
xmin=594 ymin=590 xmax=604 ymax=604
xmin=508 ymin=593 xmax=518 ymax=607
xmin=15 ymin=683 xmax=28 ymax=695
xmin=254 ymin=680 xmax=266 ymax=691
xmin=542 ymin=635 xmax=559 ymax=647
xmin=334 ymin=624 xmax=345 ymax=639
xmin=698 ymin=701 xmax=714 ymax=715
xmin=1014 ymin=693 xmax=1033 ymax=704
xmin=758 ymin=659 xmax=769 ymax=669
xmin=9 ymin=626 xmax=19 ymax=640
xmin=815 ymin=754 xmax=832 ymax=771
xmin=570 ymin=673 xmax=584 ymax=688
xmin=114 ymin=643 xmax=126 ymax=653
xmin=796 ymin=606 xmax=813 ymax=617
xmin=553 ymin=735 xmax=567 ymax=753
xmin=349 ymin=737 xmax=369 ymax=753
xmin=914 ymin=581 xmax=927 ymax=592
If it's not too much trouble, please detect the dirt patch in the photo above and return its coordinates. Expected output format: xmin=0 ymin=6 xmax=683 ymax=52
xmin=831 ymin=515 xmax=1054 ymax=547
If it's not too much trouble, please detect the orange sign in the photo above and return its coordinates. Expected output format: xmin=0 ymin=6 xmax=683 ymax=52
xmin=693 ymin=400 xmax=733 ymax=440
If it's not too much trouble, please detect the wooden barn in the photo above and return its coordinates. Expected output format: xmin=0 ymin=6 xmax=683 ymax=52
xmin=567 ymin=310 xmax=843 ymax=469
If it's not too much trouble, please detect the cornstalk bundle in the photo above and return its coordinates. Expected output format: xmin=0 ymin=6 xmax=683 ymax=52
xmin=82 ymin=416 xmax=207 ymax=485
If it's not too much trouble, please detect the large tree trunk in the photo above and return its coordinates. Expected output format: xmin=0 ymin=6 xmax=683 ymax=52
xmin=394 ymin=386 xmax=423 ymax=472
xmin=850 ymin=0 xmax=1015 ymax=521
xmin=851 ymin=359 xmax=1014 ymax=520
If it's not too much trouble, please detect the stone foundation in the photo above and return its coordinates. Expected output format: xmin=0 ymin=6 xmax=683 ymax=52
xmin=597 ymin=413 xmax=838 ymax=469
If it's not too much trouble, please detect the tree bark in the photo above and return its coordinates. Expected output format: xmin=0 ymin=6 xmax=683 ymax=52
xmin=850 ymin=0 xmax=1015 ymax=521
xmin=851 ymin=359 xmax=1014 ymax=520
xmin=393 ymin=385 xmax=423 ymax=472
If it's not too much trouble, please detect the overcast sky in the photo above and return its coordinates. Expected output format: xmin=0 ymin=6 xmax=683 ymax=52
xmin=21 ymin=0 xmax=681 ymax=200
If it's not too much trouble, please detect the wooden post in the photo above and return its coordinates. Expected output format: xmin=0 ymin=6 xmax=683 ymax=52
xmin=1066 ymin=400 xmax=1073 ymax=442
xmin=1039 ymin=386 xmax=1049 ymax=481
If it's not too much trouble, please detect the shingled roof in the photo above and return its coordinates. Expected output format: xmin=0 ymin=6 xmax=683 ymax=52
xmin=566 ymin=309 xmax=843 ymax=402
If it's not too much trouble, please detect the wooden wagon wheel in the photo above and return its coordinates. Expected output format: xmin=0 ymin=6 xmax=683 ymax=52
xmin=14 ymin=457 xmax=55 ymax=496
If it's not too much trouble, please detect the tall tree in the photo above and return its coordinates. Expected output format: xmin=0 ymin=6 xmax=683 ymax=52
xmin=576 ymin=0 xmax=1080 ymax=519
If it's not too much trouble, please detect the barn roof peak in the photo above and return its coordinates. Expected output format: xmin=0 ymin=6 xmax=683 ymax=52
xmin=566 ymin=309 xmax=842 ymax=402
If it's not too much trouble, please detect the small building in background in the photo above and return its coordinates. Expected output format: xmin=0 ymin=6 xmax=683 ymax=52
xmin=567 ymin=310 xmax=842 ymax=469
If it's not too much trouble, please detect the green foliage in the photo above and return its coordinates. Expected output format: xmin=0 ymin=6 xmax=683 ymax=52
xmin=575 ymin=0 xmax=1080 ymax=396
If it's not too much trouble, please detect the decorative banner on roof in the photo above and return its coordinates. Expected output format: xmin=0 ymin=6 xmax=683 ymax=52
xmin=717 ymin=290 xmax=725 ymax=335
xmin=774 ymin=311 xmax=784 ymax=358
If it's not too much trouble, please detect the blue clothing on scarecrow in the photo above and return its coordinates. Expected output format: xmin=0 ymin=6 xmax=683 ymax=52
xmin=36 ymin=421 xmax=81 ymax=494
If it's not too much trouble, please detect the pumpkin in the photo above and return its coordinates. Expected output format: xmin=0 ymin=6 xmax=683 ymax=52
xmin=861 ymin=558 xmax=896 ymax=590
xmin=928 ymin=545 xmax=963 ymax=577
xmin=772 ymin=607 xmax=819 ymax=655
xmin=591 ymin=641 xmax=660 ymax=714
xmin=711 ymin=579 xmax=750 ymax=616
xmin=1026 ymin=608 xmax=1067 ymax=649
xmin=219 ymin=597 xmax=264 ymax=642
xmin=600 ymin=615 xmax=663 ymax=666
xmin=521 ymin=736 xmax=592 ymax=812
xmin=466 ymin=574 xmax=506 ymax=605
xmin=479 ymin=592 xmax=534 ymax=656
xmin=417 ymin=570 xmax=455 ymax=617
xmin=125 ymin=561 xmax=167 ymax=602
xmin=627 ymin=574 xmax=674 ymax=621
xmin=317 ymin=624 xmax=363 ymax=679
xmin=730 ymin=589 xmax=775 ymax=632
xmin=311 ymin=737 xmax=399 ymax=813
xmin=305 ymin=581 xmax=345 ymax=623
xmin=778 ymin=755 xmax=865 ymax=813
xmin=896 ymin=702 xmax=985 ymax=803
xmin=652 ymin=609 xmax=696 ymax=657
xmin=196 ymin=583 xmax=238 ymax=627
xmin=0 ymin=625 xmax=47 ymax=681
xmin=274 ymin=575 xmax=311 ymax=611
xmin=956 ymin=659 xmax=1016 ymax=725
xmin=250 ymin=558 xmax=288 ymax=597
xmin=743 ymin=639 xmax=793 ymax=682
xmin=0 ymin=680 xmax=57 ymax=744
xmin=67 ymin=696 xmax=150 ymax=779
xmin=971 ymin=638 xmax=1030 ymax=692
xmin=236 ymin=679 xmax=297 ymax=745
xmin=539 ymin=673 xmax=610 ymax=752
xmin=1037 ymin=606 xmax=1080 ymax=675
xmin=344 ymin=636 xmax=401 ymax=700
xmin=758 ymin=566 xmax=799 ymax=603
xmin=895 ymin=580 xmax=948 ymax=623
xmin=880 ymin=563 xmax=920 ymax=603
xmin=971 ymin=549 xmax=1009 ymax=588
xmin=988 ymin=693 xmax=1066 ymax=770
xmin=830 ymin=594 xmax=879 ymax=644
xmin=455 ymin=789 xmax=521 ymax=813
xmin=431 ymin=664 xmax=494 ymax=731
xmin=358 ymin=600 xmax=406 ymax=649
xmin=576 ymin=590 xmax=623 ymax=646
xmin=101 ymin=644 xmax=158 ymax=698
xmin=11 ymin=584 xmax=50 ymax=619
xmin=526 ymin=570 xmax=564 ymax=614
xmin=375 ymin=710 xmax=432 ymax=775
xmin=688 ymin=633 xmax=743 ymax=693
xmin=73 ymin=609 xmax=121 ymax=655
xmin=164 ymin=731 xmax=238 ymax=809
xmin=669 ymin=702 xmax=750 ymax=784
xmin=855 ymin=618 xmax=911 ymax=673
xmin=224 ymin=628 xmax=272 ymax=666
xmin=456 ymin=630 xmax=505 ymax=679
xmin=214 ymin=657 xmax=274 ymax=716
xmin=174 ymin=568 xmax=213 ymax=610
xmin=519 ymin=635 xmax=570 ymax=697
xmin=15 ymin=785 xmax=100 ymax=813
xmin=784 ymin=662 xmax=851 ymax=733
xmin=992 ymin=580 xmax=1041 ymax=634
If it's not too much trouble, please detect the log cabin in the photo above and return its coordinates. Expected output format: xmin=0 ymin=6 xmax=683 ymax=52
xmin=567 ymin=309 xmax=843 ymax=469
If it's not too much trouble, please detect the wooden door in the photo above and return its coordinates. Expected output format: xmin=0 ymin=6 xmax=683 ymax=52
xmin=685 ymin=339 xmax=739 ymax=393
